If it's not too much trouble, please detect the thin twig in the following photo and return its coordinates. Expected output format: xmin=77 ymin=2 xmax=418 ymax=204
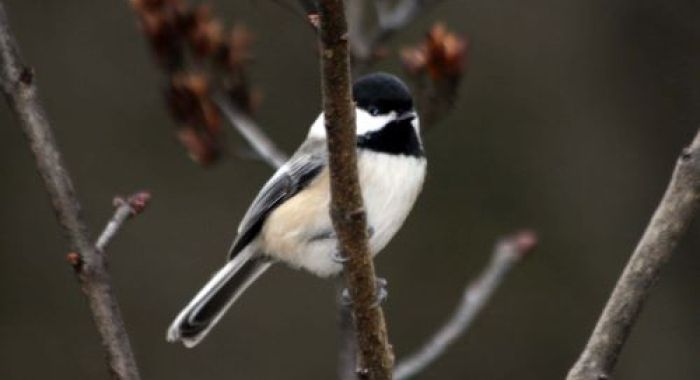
xmin=346 ymin=0 xmax=370 ymax=61
xmin=96 ymin=191 xmax=152 ymax=252
xmin=337 ymin=280 xmax=360 ymax=380
xmin=566 ymin=129 xmax=700 ymax=380
xmin=318 ymin=1 xmax=394 ymax=379
xmin=394 ymin=231 xmax=537 ymax=380
xmin=0 ymin=3 xmax=141 ymax=380
xmin=352 ymin=0 xmax=444 ymax=69
xmin=213 ymin=94 xmax=288 ymax=168
xmin=374 ymin=0 xmax=425 ymax=36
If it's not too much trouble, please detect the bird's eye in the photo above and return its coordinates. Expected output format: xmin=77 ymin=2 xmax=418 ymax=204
xmin=368 ymin=106 xmax=380 ymax=116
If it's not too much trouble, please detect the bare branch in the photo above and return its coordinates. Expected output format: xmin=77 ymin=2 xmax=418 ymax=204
xmin=352 ymin=0 xmax=444 ymax=68
xmin=567 ymin=129 xmax=700 ymax=380
xmin=394 ymin=231 xmax=537 ymax=380
xmin=318 ymin=0 xmax=394 ymax=379
xmin=212 ymin=94 xmax=288 ymax=168
xmin=337 ymin=281 xmax=360 ymax=380
xmin=346 ymin=0 xmax=369 ymax=59
xmin=96 ymin=191 xmax=152 ymax=251
xmin=375 ymin=0 xmax=425 ymax=33
xmin=400 ymin=23 xmax=467 ymax=131
xmin=0 ymin=3 xmax=141 ymax=379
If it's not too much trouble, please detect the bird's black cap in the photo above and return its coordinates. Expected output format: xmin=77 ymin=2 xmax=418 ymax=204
xmin=353 ymin=72 xmax=414 ymax=115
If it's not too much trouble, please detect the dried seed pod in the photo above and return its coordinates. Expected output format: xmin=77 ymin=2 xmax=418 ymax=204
xmin=132 ymin=0 xmax=259 ymax=165
xmin=166 ymin=73 xmax=223 ymax=165
xmin=176 ymin=127 xmax=220 ymax=165
xmin=184 ymin=5 xmax=225 ymax=58
xmin=423 ymin=23 xmax=468 ymax=80
xmin=401 ymin=23 xmax=468 ymax=130
xmin=222 ymin=25 xmax=254 ymax=70
xmin=401 ymin=23 xmax=468 ymax=80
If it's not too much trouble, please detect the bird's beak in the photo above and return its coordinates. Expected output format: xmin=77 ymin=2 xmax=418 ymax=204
xmin=396 ymin=111 xmax=416 ymax=123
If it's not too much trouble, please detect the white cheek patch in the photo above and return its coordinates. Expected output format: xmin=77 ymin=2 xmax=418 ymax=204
xmin=308 ymin=113 xmax=326 ymax=139
xmin=307 ymin=109 xmax=396 ymax=139
xmin=411 ymin=115 xmax=420 ymax=134
xmin=356 ymin=109 xmax=395 ymax=135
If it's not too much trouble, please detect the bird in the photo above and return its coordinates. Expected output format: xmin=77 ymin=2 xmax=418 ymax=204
xmin=167 ymin=72 xmax=427 ymax=348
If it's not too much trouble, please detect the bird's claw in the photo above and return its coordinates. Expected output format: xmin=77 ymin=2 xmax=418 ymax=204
xmin=341 ymin=288 xmax=353 ymax=306
xmin=330 ymin=227 xmax=374 ymax=264
xmin=372 ymin=277 xmax=388 ymax=307
xmin=340 ymin=277 xmax=388 ymax=307
xmin=332 ymin=250 xmax=350 ymax=263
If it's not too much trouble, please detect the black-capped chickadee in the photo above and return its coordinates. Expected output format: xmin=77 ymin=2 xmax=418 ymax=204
xmin=167 ymin=72 xmax=427 ymax=347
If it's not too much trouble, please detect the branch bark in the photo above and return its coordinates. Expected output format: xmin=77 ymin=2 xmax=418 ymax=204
xmin=318 ymin=1 xmax=394 ymax=379
xmin=566 ymin=129 xmax=700 ymax=380
xmin=96 ymin=192 xmax=152 ymax=252
xmin=0 ymin=3 xmax=141 ymax=379
xmin=337 ymin=281 xmax=360 ymax=380
xmin=394 ymin=231 xmax=536 ymax=380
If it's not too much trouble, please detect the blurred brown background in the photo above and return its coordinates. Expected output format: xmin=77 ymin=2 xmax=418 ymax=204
xmin=1 ymin=0 xmax=699 ymax=379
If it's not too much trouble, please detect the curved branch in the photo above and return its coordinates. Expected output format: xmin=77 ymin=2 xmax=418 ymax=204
xmin=567 ymin=129 xmax=700 ymax=380
xmin=318 ymin=1 xmax=394 ymax=379
xmin=0 ymin=3 xmax=141 ymax=379
xmin=394 ymin=231 xmax=537 ymax=380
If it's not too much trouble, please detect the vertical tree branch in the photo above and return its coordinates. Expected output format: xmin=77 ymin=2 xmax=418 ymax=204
xmin=567 ymin=129 xmax=700 ymax=380
xmin=337 ymin=281 xmax=360 ymax=380
xmin=0 ymin=3 xmax=141 ymax=379
xmin=318 ymin=1 xmax=394 ymax=379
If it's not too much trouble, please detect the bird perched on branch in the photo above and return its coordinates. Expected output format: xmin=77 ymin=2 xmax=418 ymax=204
xmin=167 ymin=72 xmax=427 ymax=347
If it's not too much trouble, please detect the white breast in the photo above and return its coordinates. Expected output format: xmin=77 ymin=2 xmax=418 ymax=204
xmin=358 ymin=151 xmax=427 ymax=255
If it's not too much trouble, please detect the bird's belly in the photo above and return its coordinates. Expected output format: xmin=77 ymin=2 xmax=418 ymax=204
xmin=260 ymin=152 xmax=426 ymax=277
xmin=359 ymin=151 xmax=427 ymax=254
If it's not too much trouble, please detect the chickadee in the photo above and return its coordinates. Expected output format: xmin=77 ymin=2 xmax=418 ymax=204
xmin=167 ymin=72 xmax=427 ymax=347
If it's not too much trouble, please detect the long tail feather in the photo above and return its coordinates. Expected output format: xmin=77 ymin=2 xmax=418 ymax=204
xmin=167 ymin=249 xmax=272 ymax=347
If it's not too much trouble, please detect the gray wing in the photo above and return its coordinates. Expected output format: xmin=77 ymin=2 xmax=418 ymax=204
xmin=228 ymin=139 xmax=327 ymax=260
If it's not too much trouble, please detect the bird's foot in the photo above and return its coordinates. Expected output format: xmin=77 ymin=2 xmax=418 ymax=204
xmin=372 ymin=277 xmax=388 ymax=307
xmin=340 ymin=277 xmax=388 ymax=307
xmin=332 ymin=250 xmax=350 ymax=264
xmin=330 ymin=227 xmax=374 ymax=264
